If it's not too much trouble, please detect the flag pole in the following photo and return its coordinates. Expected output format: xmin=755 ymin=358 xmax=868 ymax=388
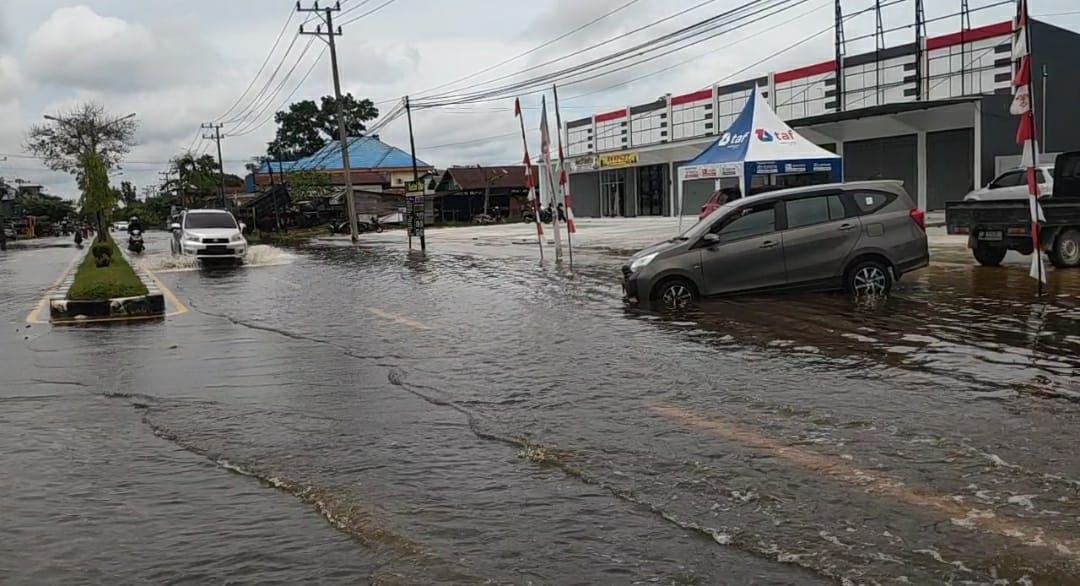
xmin=539 ymin=95 xmax=563 ymax=263
xmin=1016 ymin=0 xmax=1044 ymax=295
xmin=552 ymin=84 xmax=575 ymax=269
xmin=1025 ymin=1 xmax=1044 ymax=297
xmin=515 ymin=98 xmax=544 ymax=262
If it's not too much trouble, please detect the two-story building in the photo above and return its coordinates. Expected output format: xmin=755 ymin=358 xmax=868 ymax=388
xmin=565 ymin=18 xmax=1080 ymax=216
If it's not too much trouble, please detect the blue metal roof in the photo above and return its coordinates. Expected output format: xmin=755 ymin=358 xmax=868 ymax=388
xmin=258 ymin=136 xmax=430 ymax=174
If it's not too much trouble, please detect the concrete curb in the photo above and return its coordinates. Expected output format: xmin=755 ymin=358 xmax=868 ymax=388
xmin=49 ymin=245 xmax=165 ymax=323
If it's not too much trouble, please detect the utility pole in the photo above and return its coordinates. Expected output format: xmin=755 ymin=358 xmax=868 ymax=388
xmin=202 ymin=122 xmax=227 ymax=209
xmin=299 ymin=1 xmax=359 ymax=243
xmin=404 ymin=95 xmax=425 ymax=251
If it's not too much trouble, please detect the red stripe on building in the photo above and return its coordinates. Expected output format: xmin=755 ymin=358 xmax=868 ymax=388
xmin=775 ymin=60 xmax=836 ymax=84
xmin=670 ymin=89 xmax=713 ymax=106
xmin=927 ymin=21 xmax=1013 ymax=51
xmin=595 ymin=109 xmax=627 ymax=123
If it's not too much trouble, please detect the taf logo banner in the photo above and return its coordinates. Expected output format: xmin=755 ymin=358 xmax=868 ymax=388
xmin=756 ymin=128 xmax=795 ymax=143
xmin=718 ymin=131 xmax=750 ymax=148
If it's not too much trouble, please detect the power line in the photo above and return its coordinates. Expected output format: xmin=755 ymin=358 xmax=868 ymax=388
xmin=215 ymin=6 xmax=298 ymax=122
xmin=411 ymin=0 xmax=738 ymax=104
xmin=338 ymin=0 xmax=401 ymax=27
xmin=413 ymin=0 xmax=808 ymax=108
xmin=222 ymin=32 xmax=304 ymax=125
xmin=402 ymin=0 xmax=650 ymax=101
xmin=229 ymin=41 xmax=325 ymax=137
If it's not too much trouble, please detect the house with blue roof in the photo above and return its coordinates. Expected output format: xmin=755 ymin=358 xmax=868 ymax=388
xmin=251 ymin=134 xmax=434 ymax=193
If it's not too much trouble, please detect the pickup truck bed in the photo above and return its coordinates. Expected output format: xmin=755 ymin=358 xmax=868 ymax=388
xmin=945 ymin=197 xmax=1080 ymax=267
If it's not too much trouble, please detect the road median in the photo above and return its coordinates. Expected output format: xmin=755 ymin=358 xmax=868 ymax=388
xmin=49 ymin=236 xmax=164 ymax=323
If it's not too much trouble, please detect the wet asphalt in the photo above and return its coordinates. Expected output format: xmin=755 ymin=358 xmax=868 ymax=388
xmin=1 ymin=229 xmax=1079 ymax=585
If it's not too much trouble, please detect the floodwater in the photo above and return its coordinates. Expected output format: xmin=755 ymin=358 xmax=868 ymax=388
xmin=2 ymin=228 xmax=1079 ymax=585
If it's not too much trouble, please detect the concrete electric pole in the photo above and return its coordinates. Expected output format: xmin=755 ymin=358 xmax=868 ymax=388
xmin=201 ymin=122 xmax=228 ymax=209
xmin=299 ymin=1 xmax=359 ymax=243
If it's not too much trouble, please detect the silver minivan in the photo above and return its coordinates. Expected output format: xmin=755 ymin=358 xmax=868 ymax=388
xmin=622 ymin=181 xmax=929 ymax=307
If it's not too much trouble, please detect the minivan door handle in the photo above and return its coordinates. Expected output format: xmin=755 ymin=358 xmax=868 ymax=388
xmin=759 ymin=240 xmax=778 ymax=249
xmin=838 ymin=223 xmax=856 ymax=232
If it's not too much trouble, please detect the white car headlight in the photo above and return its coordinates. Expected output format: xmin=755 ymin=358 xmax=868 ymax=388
xmin=629 ymin=252 xmax=659 ymax=273
xmin=230 ymin=233 xmax=245 ymax=243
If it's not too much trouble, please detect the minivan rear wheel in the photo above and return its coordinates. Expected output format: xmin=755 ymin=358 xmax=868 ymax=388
xmin=846 ymin=260 xmax=893 ymax=297
xmin=653 ymin=278 xmax=696 ymax=309
xmin=973 ymin=242 xmax=1007 ymax=267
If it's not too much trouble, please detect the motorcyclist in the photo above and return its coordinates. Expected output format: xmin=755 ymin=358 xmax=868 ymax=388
xmin=128 ymin=216 xmax=144 ymax=233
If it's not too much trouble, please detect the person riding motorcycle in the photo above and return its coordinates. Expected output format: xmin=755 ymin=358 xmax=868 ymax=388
xmin=128 ymin=216 xmax=144 ymax=233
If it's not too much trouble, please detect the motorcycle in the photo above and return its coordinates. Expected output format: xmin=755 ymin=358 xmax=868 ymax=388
xmin=523 ymin=207 xmax=554 ymax=224
xmin=128 ymin=229 xmax=145 ymax=254
xmin=74 ymin=231 xmax=84 ymax=248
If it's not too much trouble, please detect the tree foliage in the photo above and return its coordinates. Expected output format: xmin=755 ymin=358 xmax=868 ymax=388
xmin=24 ymin=103 xmax=137 ymax=174
xmin=267 ymin=93 xmax=379 ymax=160
xmin=15 ymin=193 xmax=76 ymax=222
xmin=80 ymin=151 xmax=114 ymax=234
xmin=287 ymin=170 xmax=335 ymax=203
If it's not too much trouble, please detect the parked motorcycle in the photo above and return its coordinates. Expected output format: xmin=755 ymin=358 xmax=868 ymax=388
xmin=128 ymin=229 xmax=145 ymax=254
xmin=523 ymin=208 xmax=553 ymax=224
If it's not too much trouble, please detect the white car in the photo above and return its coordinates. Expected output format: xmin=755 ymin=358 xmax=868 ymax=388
xmin=113 ymin=221 xmax=129 ymax=232
xmin=170 ymin=209 xmax=247 ymax=262
xmin=963 ymin=166 xmax=1054 ymax=201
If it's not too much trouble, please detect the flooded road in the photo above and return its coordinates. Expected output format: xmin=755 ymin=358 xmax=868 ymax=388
xmin=2 ymin=228 xmax=1079 ymax=584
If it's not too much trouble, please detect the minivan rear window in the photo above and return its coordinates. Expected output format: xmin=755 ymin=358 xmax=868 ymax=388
xmin=851 ymin=191 xmax=896 ymax=215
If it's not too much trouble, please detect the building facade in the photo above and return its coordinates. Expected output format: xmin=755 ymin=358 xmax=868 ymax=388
xmin=565 ymin=19 xmax=1080 ymax=214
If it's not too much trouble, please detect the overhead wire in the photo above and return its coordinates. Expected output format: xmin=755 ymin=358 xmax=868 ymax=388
xmin=229 ymin=36 xmax=319 ymax=137
xmin=410 ymin=0 xmax=747 ymax=104
xmin=338 ymin=0 xmax=400 ymax=27
xmin=215 ymin=6 xmax=299 ymax=122
xmin=411 ymin=0 xmax=808 ymax=108
xmin=399 ymin=0 xmax=651 ymax=101
xmin=230 ymin=43 xmax=328 ymax=137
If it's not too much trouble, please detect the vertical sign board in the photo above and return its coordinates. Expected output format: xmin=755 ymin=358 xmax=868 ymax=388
xmin=405 ymin=180 xmax=426 ymax=251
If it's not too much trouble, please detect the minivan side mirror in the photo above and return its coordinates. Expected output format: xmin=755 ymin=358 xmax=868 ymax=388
xmin=170 ymin=223 xmax=181 ymax=231
xmin=702 ymin=233 xmax=720 ymax=245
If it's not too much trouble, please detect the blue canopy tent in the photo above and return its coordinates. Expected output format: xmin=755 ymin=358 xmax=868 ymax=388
xmin=676 ymin=90 xmax=842 ymax=228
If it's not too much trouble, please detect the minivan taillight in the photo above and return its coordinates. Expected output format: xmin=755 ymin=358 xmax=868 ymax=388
xmin=910 ymin=208 xmax=926 ymax=231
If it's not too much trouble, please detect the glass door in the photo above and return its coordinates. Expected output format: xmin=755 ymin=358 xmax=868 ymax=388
xmin=636 ymin=164 xmax=665 ymax=216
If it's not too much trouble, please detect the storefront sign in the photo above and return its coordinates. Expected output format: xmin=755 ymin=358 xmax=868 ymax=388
xmin=405 ymin=180 xmax=425 ymax=194
xmin=756 ymin=163 xmax=779 ymax=174
xmin=783 ymin=163 xmax=807 ymax=174
xmin=599 ymin=152 xmax=639 ymax=169
xmin=407 ymin=195 xmax=425 ymax=239
xmin=720 ymin=164 xmax=740 ymax=177
xmin=812 ymin=162 xmax=834 ymax=172
xmin=572 ymin=155 xmax=599 ymax=172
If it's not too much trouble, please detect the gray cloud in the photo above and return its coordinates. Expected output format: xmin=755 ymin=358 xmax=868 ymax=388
xmin=25 ymin=5 xmax=216 ymax=92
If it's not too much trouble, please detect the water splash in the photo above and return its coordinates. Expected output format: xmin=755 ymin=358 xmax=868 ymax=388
xmin=137 ymin=245 xmax=293 ymax=273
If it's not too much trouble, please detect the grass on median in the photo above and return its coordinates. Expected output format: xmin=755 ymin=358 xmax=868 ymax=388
xmin=67 ymin=236 xmax=148 ymax=301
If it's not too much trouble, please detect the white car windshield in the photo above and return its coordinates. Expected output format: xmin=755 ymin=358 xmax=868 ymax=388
xmin=185 ymin=213 xmax=237 ymax=230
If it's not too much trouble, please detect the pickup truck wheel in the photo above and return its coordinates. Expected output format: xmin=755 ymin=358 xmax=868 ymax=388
xmin=1049 ymin=229 xmax=1080 ymax=268
xmin=972 ymin=243 xmax=1007 ymax=267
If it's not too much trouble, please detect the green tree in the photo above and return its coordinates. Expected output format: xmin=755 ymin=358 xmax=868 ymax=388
xmin=267 ymin=93 xmax=379 ymax=160
xmin=15 ymin=193 xmax=76 ymax=222
xmin=80 ymin=151 xmax=114 ymax=237
xmin=25 ymin=103 xmax=137 ymax=174
xmin=113 ymin=180 xmax=138 ymax=208
xmin=287 ymin=170 xmax=335 ymax=203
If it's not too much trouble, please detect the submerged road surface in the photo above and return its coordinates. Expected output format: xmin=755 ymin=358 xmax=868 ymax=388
xmin=2 ymin=227 xmax=1079 ymax=585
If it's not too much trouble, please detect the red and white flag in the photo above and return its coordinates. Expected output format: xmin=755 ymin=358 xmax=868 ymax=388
xmin=516 ymin=98 xmax=543 ymax=238
xmin=551 ymin=89 xmax=577 ymax=235
xmin=1012 ymin=0 xmax=1045 ymax=284
xmin=539 ymin=95 xmax=563 ymax=258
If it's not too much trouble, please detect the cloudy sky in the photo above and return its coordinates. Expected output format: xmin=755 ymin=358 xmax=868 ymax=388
xmin=0 ymin=0 xmax=1076 ymax=198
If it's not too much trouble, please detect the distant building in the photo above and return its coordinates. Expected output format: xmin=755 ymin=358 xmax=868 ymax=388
xmin=563 ymin=18 xmax=1080 ymax=214
xmin=251 ymin=135 xmax=435 ymax=192
xmin=433 ymin=165 xmax=539 ymax=223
